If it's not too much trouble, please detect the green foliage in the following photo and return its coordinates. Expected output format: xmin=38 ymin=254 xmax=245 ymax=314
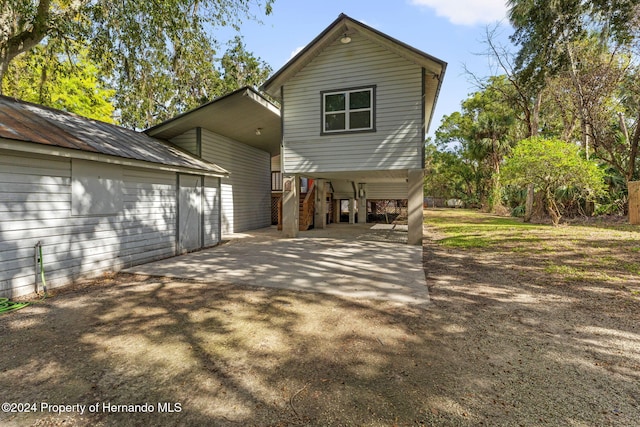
xmin=434 ymin=76 xmax=520 ymax=211
xmin=424 ymin=141 xmax=485 ymax=206
xmin=2 ymin=41 xmax=115 ymax=123
xmin=507 ymin=0 xmax=640 ymax=186
xmin=1 ymin=0 xmax=275 ymax=129
xmin=220 ymin=36 xmax=273 ymax=93
xmin=502 ymin=137 xmax=606 ymax=224
xmin=507 ymin=0 xmax=640 ymax=84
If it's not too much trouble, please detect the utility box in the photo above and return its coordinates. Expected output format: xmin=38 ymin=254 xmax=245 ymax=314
xmin=630 ymin=181 xmax=640 ymax=225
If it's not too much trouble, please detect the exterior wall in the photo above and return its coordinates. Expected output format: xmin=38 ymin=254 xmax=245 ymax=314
xmin=0 ymin=149 xmax=187 ymax=297
xmin=204 ymin=130 xmax=270 ymax=234
xmin=282 ymin=32 xmax=423 ymax=174
xmin=366 ymin=182 xmax=409 ymax=200
xmin=170 ymin=128 xmax=199 ymax=155
xmin=173 ymin=129 xmax=271 ymax=234
xmin=203 ymin=176 xmax=221 ymax=246
xmin=271 ymin=155 xmax=281 ymax=172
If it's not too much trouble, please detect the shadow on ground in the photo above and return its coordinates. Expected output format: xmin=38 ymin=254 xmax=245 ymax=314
xmin=0 ymin=214 xmax=638 ymax=426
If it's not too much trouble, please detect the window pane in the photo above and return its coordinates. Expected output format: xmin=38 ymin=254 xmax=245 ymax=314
xmin=325 ymin=113 xmax=346 ymax=131
xmin=325 ymin=94 xmax=345 ymax=112
xmin=350 ymin=90 xmax=371 ymax=109
xmin=350 ymin=111 xmax=371 ymax=129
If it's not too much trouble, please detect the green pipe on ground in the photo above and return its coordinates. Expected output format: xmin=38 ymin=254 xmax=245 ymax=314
xmin=0 ymin=297 xmax=30 ymax=314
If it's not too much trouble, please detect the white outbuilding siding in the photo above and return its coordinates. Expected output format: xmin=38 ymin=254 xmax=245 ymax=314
xmin=0 ymin=149 xmax=220 ymax=298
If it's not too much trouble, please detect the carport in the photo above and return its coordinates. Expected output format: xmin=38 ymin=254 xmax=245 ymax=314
xmin=124 ymin=224 xmax=428 ymax=304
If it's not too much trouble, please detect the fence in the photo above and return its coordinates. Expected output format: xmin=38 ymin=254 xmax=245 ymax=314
xmin=630 ymin=181 xmax=639 ymax=225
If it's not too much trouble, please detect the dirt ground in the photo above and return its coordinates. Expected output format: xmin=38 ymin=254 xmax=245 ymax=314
xmin=1 ymin=210 xmax=639 ymax=426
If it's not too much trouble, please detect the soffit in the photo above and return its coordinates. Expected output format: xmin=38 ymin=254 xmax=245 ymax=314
xmin=146 ymin=87 xmax=281 ymax=156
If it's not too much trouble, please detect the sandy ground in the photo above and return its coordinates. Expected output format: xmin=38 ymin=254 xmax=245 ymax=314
xmin=1 ymin=210 xmax=639 ymax=426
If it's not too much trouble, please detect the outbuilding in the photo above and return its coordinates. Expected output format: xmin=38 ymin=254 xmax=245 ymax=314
xmin=0 ymin=96 xmax=228 ymax=297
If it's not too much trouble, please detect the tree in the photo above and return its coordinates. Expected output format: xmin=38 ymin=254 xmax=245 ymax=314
xmin=508 ymin=0 xmax=640 ymax=213
xmin=1 ymin=0 xmax=275 ymax=128
xmin=2 ymin=40 xmax=115 ymax=123
xmin=507 ymin=0 xmax=640 ymax=83
xmin=501 ymin=137 xmax=606 ymax=225
xmin=435 ymin=76 xmax=519 ymax=211
xmin=220 ymin=36 xmax=273 ymax=94
xmin=424 ymin=141 xmax=486 ymax=206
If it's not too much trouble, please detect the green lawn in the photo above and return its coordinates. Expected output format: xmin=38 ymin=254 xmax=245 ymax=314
xmin=424 ymin=208 xmax=640 ymax=288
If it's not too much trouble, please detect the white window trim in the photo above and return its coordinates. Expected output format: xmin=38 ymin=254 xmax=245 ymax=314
xmin=321 ymin=86 xmax=376 ymax=134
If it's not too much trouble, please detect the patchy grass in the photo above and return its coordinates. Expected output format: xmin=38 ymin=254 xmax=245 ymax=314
xmin=427 ymin=213 xmax=544 ymax=249
xmin=425 ymin=208 xmax=640 ymax=289
xmin=1 ymin=209 xmax=639 ymax=426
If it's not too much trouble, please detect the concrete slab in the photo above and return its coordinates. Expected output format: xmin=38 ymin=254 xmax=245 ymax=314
xmin=124 ymin=224 xmax=428 ymax=305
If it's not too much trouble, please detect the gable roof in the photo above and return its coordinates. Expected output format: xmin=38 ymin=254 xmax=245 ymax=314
xmin=0 ymin=95 xmax=228 ymax=177
xmin=261 ymin=13 xmax=447 ymax=132
xmin=146 ymin=86 xmax=281 ymax=156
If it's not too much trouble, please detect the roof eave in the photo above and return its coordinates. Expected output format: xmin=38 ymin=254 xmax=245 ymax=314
xmin=261 ymin=13 xmax=447 ymax=99
xmin=0 ymin=137 xmax=229 ymax=178
xmin=146 ymin=86 xmax=280 ymax=137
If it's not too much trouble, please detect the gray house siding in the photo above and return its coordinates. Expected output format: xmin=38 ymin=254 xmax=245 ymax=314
xmin=282 ymin=32 xmax=423 ymax=174
xmin=0 ymin=149 xmax=220 ymax=298
xmin=170 ymin=128 xmax=199 ymax=156
xmin=172 ymin=129 xmax=271 ymax=234
xmin=202 ymin=129 xmax=271 ymax=234
xmin=366 ymin=183 xmax=409 ymax=199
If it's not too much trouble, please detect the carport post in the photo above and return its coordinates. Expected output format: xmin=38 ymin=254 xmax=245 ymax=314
xmin=348 ymin=198 xmax=356 ymax=224
xmin=407 ymin=169 xmax=424 ymax=245
xmin=282 ymin=175 xmax=299 ymax=237
xmin=357 ymin=184 xmax=367 ymax=224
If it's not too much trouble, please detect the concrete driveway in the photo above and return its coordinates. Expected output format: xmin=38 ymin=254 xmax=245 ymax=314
xmin=124 ymin=224 xmax=429 ymax=305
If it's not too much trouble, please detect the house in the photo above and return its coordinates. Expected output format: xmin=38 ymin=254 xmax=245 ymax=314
xmin=0 ymin=96 xmax=220 ymax=297
xmin=262 ymin=14 xmax=446 ymax=245
xmin=145 ymin=87 xmax=281 ymax=235
xmin=0 ymin=14 xmax=445 ymax=297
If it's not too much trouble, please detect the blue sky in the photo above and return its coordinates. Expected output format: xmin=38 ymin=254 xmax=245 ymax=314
xmin=216 ymin=0 xmax=514 ymax=138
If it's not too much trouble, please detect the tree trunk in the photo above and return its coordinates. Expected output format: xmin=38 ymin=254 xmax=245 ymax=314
xmin=0 ymin=0 xmax=53 ymax=92
xmin=524 ymin=92 xmax=542 ymax=222
xmin=545 ymin=188 xmax=561 ymax=226
xmin=626 ymin=110 xmax=640 ymax=182
xmin=565 ymin=41 xmax=591 ymax=159
xmin=524 ymin=184 xmax=535 ymax=222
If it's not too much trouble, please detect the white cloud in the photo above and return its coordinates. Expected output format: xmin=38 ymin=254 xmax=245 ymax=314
xmin=410 ymin=0 xmax=507 ymax=26
xmin=289 ymin=46 xmax=305 ymax=60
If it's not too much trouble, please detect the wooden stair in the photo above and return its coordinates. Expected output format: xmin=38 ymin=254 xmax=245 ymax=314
xmin=276 ymin=181 xmax=316 ymax=231
xmin=299 ymin=182 xmax=315 ymax=231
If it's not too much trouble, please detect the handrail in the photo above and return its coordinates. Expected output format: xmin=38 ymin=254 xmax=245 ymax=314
xmin=302 ymin=181 xmax=316 ymax=205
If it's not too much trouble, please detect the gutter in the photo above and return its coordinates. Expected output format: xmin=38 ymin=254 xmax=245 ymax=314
xmin=0 ymin=138 xmax=229 ymax=178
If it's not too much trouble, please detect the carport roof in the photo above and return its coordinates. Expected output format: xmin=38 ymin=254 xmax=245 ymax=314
xmin=145 ymin=86 xmax=281 ymax=156
xmin=0 ymin=95 xmax=228 ymax=177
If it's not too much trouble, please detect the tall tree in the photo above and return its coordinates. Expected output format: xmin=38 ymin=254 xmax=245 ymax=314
xmin=1 ymin=0 xmax=275 ymax=128
xmin=436 ymin=76 xmax=519 ymax=211
xmin=2 ymin=40 xmax=115 ymax=122
xmin=508 ymin=0 xmax=640 ymax=218
xmin=507 ymin=0 xmax=640 ymax=154
xmin=220 ymin=36 xmax=273 ymax=93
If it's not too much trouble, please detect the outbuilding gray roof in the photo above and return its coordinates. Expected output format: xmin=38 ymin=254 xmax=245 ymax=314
xmin=0 ymin=95 xmax=228 ymax=176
